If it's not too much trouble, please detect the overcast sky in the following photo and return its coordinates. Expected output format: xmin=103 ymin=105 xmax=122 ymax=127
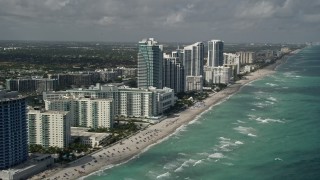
xmin=0 ymin=0 xmax=319 ymax=43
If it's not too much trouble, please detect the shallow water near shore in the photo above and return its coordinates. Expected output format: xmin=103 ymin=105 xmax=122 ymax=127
xmin=86 ymin=46 xmax=320 ymax=180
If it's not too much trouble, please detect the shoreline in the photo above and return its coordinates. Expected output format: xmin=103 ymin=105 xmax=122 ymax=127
xmin=34 ymin=52 xmax=296 ymax=180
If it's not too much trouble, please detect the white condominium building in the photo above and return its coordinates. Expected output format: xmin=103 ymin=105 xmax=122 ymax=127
xmin=43 ymin=84 xmax=176 ymax=119
xmin=45 ymin=97 xmax=114 ymax=128
xmin=223 ymin=53 xmax=240 ymax=74
xmin=236 ymin=51 xmax=255 ymax=64
xmin=204 ymin=66 xmax=231 ymax=85
xmin=28 ymin=110 xmax=71 ymax=148
xmin=183 ymin=42 xmax=204 ymax=77
xmin=185 ymin=76 xmax=203 ymax=92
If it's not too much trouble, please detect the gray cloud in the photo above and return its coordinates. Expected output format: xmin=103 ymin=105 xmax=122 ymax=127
xmin=0 ymin=0 xmax=319 ymax=43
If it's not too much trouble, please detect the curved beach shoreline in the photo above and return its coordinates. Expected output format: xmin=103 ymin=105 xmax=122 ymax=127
xmin=33 ymin=51 xmax=299 ymax=180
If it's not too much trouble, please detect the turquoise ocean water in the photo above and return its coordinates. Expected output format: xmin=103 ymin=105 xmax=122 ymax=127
xmin=86 ymin=46 xmax=320 ymax=180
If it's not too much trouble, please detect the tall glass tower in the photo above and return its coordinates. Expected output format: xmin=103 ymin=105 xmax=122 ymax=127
xmin=183 ymin=42 xmax=205 ymax=91
xmin=137 ymin=38 xmax=163 ymax=89
xmin=183 ymin=42 xmax=205 ymax=76
xmin=207 ymin=40 xmax=224 ymax=67
xmin=0 ymin=91 xmax=28 ymax=170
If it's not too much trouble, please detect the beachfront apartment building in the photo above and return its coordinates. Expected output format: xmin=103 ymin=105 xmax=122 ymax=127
xmin=183 ymin=42 xmax=204 ymax=91
xmin=185 ymin=76 xmax=203 ymax=92
xmin=204 ymin=66 xmax=232 ymax=85
xmin=45 ymin=97 xmax=114 ymax=128
xmin=223 ymin=53 xmax=240 ymax=74
xmin=138 ymin=38 xmax=163 ymax=89
xmin=43 ymin=84 xmax=176 ymax=119
xmin=27 ymin=110 xmax=71 ymax=148
xmin=236 ymin=51 xmax=256 ymax=64
xmin=0 ymin=91 xmax=28 ymax=170
xmin=207 ymin=40 xmax=224 ymax=67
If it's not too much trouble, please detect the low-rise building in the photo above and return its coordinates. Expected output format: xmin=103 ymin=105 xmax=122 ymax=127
xmin=0 ymin=154 xmax=54 ymax=180
xmin=243 ymin=65 xmax=255 ymax=73
xmin=71 ymin=127 xmax=111 ymax=148
xmin=6 ymin=78 xmax=58 ymax=94
xmin=185 ymin=76 xmax=203 ymax=92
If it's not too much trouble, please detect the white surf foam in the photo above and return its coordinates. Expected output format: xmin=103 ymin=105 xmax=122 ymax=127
xmin=248 ymin=133 xmax=257 ymax=137
xmin=178 ymin=152 xmax=188 ymax=156
xmin=172 ymin=125 xmax=188 ymax=137
xmin=173 ymin=158 xmax=197 ymax=173
xmin=188 ymin=118 xmax=202 ymax=125
xmin=215 ymin=137 xmax=245 ymax=152
xmin=219 ymin=137 xmax=231 ymax=141
xmin=234 ymin=126 xmax=257 ymax=137
xmin=237 ymin=120 xmax=246 ymax=124
xmin=255 ymin=96 xmax=261 ymax=100
xmin=174 ymin=166 xmax=184 ymax=173
xmin=248 ymin=114 xmax=256 ymax=120
xmin=255 ymin=90 xmax=265 ymax=94
xmin=255 ymin=117 xmax=285 ymax=124
xmin=265 ymin=83 xmax=278 ymax=87
xmin=253 ymin=102 xmax=268 ymax=108
xmin=265 ymin=101 xmax=275 ymax=105
xmin=267 ymin=97 xmax=277 ymax=102
xmin=193 ymin=159 xmax=203 ymax=166
xmin=235 ymin=141 xmax=244 ymax=145
xmin=156 ymin=172 xmax=171 ymax=179
xmin=208 ymin=153 xmax=225 ymax=159
xmin=182 ymin=159 xmax=197 ymax=167
xmin=197 ymin=152 xmax=209 ymax=156
xmin=163 ymin=161 xmax=179 ymax=170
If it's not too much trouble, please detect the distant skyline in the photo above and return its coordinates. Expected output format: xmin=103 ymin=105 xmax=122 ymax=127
xmin=0 ymin=0 xmax=319 ymax=43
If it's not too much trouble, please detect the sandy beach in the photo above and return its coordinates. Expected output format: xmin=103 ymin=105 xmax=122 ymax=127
xmin=32 ymin=53 xmax=296 ymax=180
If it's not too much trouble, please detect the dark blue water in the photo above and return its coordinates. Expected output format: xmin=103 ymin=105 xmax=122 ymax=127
xmin=86 ymin=46 xmax=320 ymax=180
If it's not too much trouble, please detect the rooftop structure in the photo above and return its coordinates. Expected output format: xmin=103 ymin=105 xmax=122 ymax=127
xmin=71 ymin=127 xmax=111 ymax=148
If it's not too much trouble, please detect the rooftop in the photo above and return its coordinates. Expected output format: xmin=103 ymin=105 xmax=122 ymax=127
xmin=71 ymin=127 xmax=111 ymax=141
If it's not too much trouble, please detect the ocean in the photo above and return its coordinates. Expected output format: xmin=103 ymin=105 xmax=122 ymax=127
xmin=85 ymin=46 xmax=320 ymax=180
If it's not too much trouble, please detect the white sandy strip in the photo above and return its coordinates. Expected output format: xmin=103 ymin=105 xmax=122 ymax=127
xmin=31 ymin=58 xmax=285 ymax=180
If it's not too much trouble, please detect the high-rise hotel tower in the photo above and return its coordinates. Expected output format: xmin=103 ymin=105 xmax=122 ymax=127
xmin=138 ymin=38 xmax=163 ymax=89
xmin=183 ymin=42 xmax=205 ymax=91
xmin=0 ymin=91 xmax=28 ymax=170
xmin=207 ymin=40 xmax=224 ymax=67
